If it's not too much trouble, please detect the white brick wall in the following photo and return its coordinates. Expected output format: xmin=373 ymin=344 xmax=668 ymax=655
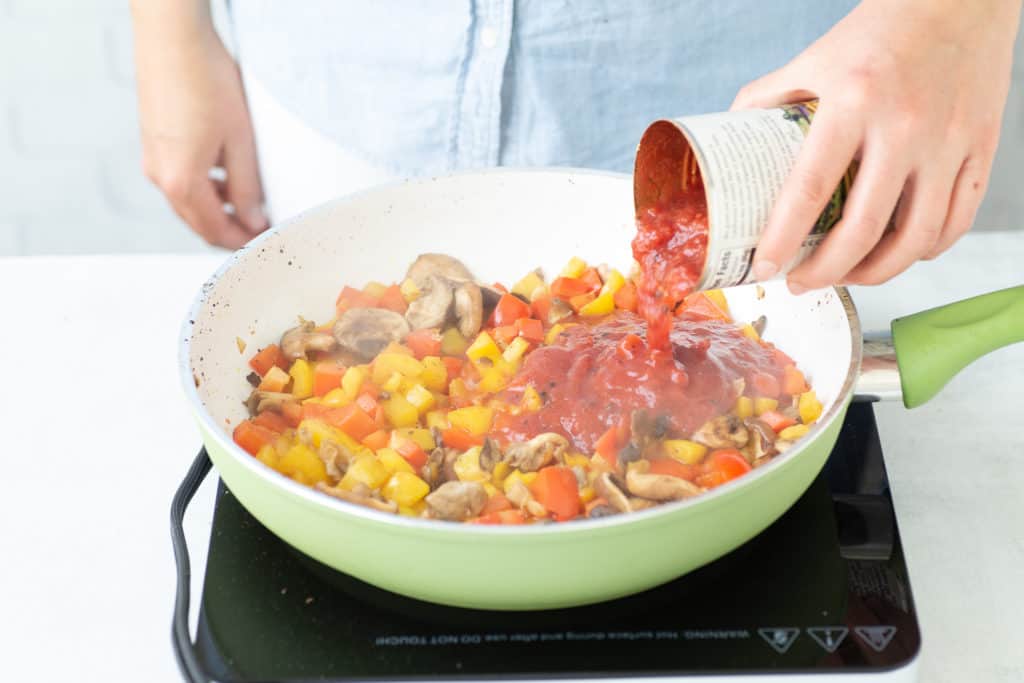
xmin=0 ymin=3 xmax=1020 ymax=257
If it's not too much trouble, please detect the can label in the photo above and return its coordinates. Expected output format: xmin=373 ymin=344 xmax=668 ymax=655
xmin=635 ymin=101 xmax=856 ymax=290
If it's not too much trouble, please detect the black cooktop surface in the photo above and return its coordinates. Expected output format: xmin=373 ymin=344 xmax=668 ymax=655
xmin=172 ymin=402 xmax=920 ymax=681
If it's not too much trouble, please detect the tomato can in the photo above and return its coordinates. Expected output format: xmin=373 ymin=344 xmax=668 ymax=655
xmin=634 ymin=101 xmax=857 ymax=290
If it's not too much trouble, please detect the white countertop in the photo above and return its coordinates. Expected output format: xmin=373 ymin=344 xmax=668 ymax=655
xmin=2 ymin=233 xmax=1022 ymax=682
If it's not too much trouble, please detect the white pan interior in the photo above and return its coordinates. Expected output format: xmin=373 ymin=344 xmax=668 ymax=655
xmin=182 ymin=169 xmax=858 ymax=438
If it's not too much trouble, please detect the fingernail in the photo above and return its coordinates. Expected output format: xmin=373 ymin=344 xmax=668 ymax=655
xmin=788 ymin=281 xmax=808 ymax=296
xmin=245 ymin=206 xmax=268 ymax=233
xmin=752 ymin=260 xmax=779 ymax=281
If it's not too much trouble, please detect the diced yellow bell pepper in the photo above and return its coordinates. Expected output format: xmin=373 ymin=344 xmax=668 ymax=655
xmin=377 ymin=447 xmax=415 ymax=475
xmin=399 ymin=501 xmax=428 ymax=517
xmin=372 ymin=353 xmax=424 ymax=385
xmin=419 ymin=356 xmax=448 ymax=392
xmin=340 ymin=454 xmax=390 ymax=491
xmin=391 ymin=427 xmax=435 ymax=452
xmin=754 ymin=397 xmax=779 ymax=416
xmin=563 ymin=452 xmax=591 ymax=469
xmin=545 ymin=323 xmax=570 ymax=346
xmin=704 ymin=289 xmax=730 ymax=316
xmin=440 ymin=328 xmax=469 ymax=357
xmin=273 ymin=432 xmax=294 ymax=458
xmin=447 ymin=406 xmax=494 ymax=436
xmin=382 ymin=394 xmax=419 ymax=428
xmin=779 ymin=424 xmax=810 ymax=441
xmin=363 ymin=281 xmax=388 ymax=299
xmin=256 ymin=443 xmax=279 ymax=469
xmin=799 ymin=390 xmax=823 ymax=424
xmin=448 ymin=378 xmax=470 ymax=404
xmin=502 ymin=469 xmax=538 ymax=494
xmin=502 ymin=337 xmax=531 ymax=365
xmin=425 ymin=410 xmax=449 ymax=430
xmin=453 ymin=446 xmax=487 ymax=482
xmin=382 ymin=341 xmax=414 ymax=356
xmin=512 ymin=270 xmax=545 ymax=300
xmin=482 ymin=482 xmax=499 ymax=498
xmin=288 ymin=359 xmax=314 ymax=399
xmin=399 ymin=277 xmax=421 ymax=302
xmin=663 ymin=439 xmax=708 ymax=465
xmin=382 ymin=371 xmax=404 ymax=393
xmin=466 ymin=331 xmax=502 ymax=369
xmin=383 ymin=471 xmax=430 ymax=507
xmin=278 ymin=443 xmax=327 ymax=484
xmin=258 ymin=365 xmax=291 ymax=392
xmin=560 ymin=256 xmax=588 ymax=278
xmin=521 ymin=385 xmax=543 ymax=412
xmin=491 ymin=461 xmax=511 ymax=485
xmin=734 ymin=395 xmax=754 ymax=419
xmin=478 ymin=368 xmax=508 ymax=394
xmin=406 ymin=383 xmax=436 ymax=413
xmin=599 ymin=268 xmax=625 ymax=297
xmin=341 ymin=366 xmax=367 ymax=401
xmin=579 ymin=486 xmax=596 ymax=505
xmin=739 ymin=324 xmax=760 ymax=341
xmin=579 ymin=291 xmax=615 ymax=317
xmin=297 ymin=419 xmax=371 ymax=457
xmin=321 ymin=387 xmax=352 ymax=408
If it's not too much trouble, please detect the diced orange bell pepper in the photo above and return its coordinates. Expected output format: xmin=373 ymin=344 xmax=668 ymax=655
xmin=377 ymin=284 xmax=408 ymax=314
xmin=492 ymin=294 xmax=532 ymax=327
xmin=355 ymin=392 xmax=379 ymax=415
xmin=782 ymin=364 xmax=808 ymax=395
xmin=441 ymin=427 xmax=484 ymax=450
xmin=530 ymin=466 xmax=581 ymax=521
xmin=702 ymin=448 xmax=751 ymax=484
xmin=336 ymin=285 xmax=380 ymax=312
xmin=593 ymin=426 xmax=619 ymax=467
xmin=361 ymin=429 xmax=391 ymax=451
xmin=281 ymin=401 xmax=304 ymax=428
xmin=531 ymin=294 xmax=553 ymax=322
xmin=248 ymin=344 xmax=288 ymax=377
xmin=232 ymin=420 xmax=278 ymax=456
xmin=441 ymin=356 xmax=464 ymax=380
xmin=613 ymin=281 xmax=638 ymax=312
xmin=252 ymin=411 xmax=289 ymax=433
xmin=569 ymin=291 xmax=597 ymax=312
xmin=578 ymin=268 xmax=603 ymax=292
xmin=394 ymin=437 xmax=429 ymax=469
xmin=313 ymin=361 xmax=346 ymax=397
xmin=515 ymin=317 xmax=544 ymax=343
xmin=493 ymin=324 xmax=519 ymax=346
xmin=482 ymin=492 xmax=513 ymax=514
xmin=550 ymin=277 xmax=592 ymax=299
xmin=758 ymin=410 xmax=798 ymax=433
xmin=327 ymin=404 xmax=377 ymax=441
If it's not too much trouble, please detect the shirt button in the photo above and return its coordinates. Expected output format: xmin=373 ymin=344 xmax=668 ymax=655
xmin=480 ymin=26 xmax=498 ymax=49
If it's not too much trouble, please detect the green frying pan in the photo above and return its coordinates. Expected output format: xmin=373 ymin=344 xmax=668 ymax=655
xmin=180 ymin=169 xmax=1023 ymax=610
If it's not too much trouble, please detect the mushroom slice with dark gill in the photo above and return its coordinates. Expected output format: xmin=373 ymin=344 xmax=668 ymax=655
xmin=405 ymin=275 xmax=454 ymax=330
xmin=505 ymin=479 xmax=548 ymax=517
xmin=692 ymin=414 xmax=749 ymax=449
xmin=594 ymin=472 xmax=632 ymax=513
xmin=333 ymin=308 xmax=411 ymax=361
xmin=406 ymin=253 xmax=475 ymax=286
xmin=245 ymin=390 xmax=295 ymax=416
xmin=478 ymin=438 xmax=501 ymax=472
xmin=280 ymin=320 xmax=336 ymax=361
xmin=625 ymin=461 xmax=702 ymax=501
xmin=315 ymin=482 xmax=399 ymax=513
xmin=503 ymin=433 xmax=569 ymax=472
xmin=743 ymin=417 xmax=777 ymax=463
xmin=424 ymin=481 xmax=488 ymax=521
xmin=453 ymin=281 xmax=484 ymax=338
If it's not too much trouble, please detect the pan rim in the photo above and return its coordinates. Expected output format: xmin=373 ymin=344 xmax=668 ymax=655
xmin=179 ymin=167 xmax=864 ymax=537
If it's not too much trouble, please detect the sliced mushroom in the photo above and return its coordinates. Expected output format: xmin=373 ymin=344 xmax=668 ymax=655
xmin=280 ymin=320 xmax=336 ymax=361
xmin=479 ymin=285 xmax=503 ymax=320
xmin=503 ymin=433 xmax=569 ymax=472
xmin=316 ymin=439 xmax=356 ymax=482
xmin=315 ymin=482 xmax=398 ymax=513
xmin=505 ymin=479 xmax=548 ymax=518
xmin=774 ymin=439 xmax=794 ymax=454
xmin=479 ymin=438 xmax=501 ymax=472
xmin=594 ymin=472 xmax=632 ymax=513
xmin=693 ymin=414 xmax=749 ymax=449
xmin=617 ymin=441 xmax=643 ymax=465
xmin=743 ymin=418 xmax=777 ymax=462
xmin=406 ymin=253 xmax=475 ymax=286
xmin=625 ymin=461 xmax=702 ymax=501
xmin=588 ymin=503 xmax=618 ymax=519
xmin=421 ymin=447 xmax=446 ymax=488
xmin=333 ymin=307 xmax=411 ymax=360
xmin=752 ymin=315 xmax=767 ymax=337
xmin=547 ymin=298 xmax=574 ymax=324
xmin=405 ymin=275 xmax=454 ymax=330
xmin=245 ymin=390 xmax=295 ymax=416
xmin=453 ymin=281 xmax=484 ymax=338
xmin=424 ymin=481 xmax=488 ymax=521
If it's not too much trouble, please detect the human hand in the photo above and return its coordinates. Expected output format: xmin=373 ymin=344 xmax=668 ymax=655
xmin=732 ymin=0 xmax=1021 ymax=292
xmin=132 ymin=6 xmax=266 ymax=248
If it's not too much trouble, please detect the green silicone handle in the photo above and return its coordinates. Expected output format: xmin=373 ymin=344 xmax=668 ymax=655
xmin=891 ymin=285 xmax=1024 ymax=408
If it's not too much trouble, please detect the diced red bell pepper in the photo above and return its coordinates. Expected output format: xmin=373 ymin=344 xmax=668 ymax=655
xmin=328 ymin=404 xmax=377 ymax=441
xmin=312 ymin=361 xmax=346 ymax=397
xmin=361 ymin=429 xmax=390 ymax=451
xmin=441 ymin=427 xmax=484 ymax=450
xmin=405 ymin=329 xmax=443 ymax=359
xmin=550 ymin=277 xmax=592 ymax=299
xmin=441 ymin=356 xmax=464 ymax=379
xmin=492 ymin=294 xmax=532 ymax=327
xmin=515 ymin=318 xmax=544 ymax=343
xmin=248 ymin=344 xmax=287 ymax=376
xmin=377 ymin=284 xmax=407 ymax=314
xmin=336 ymin=285 xmax=380 ymax=312
xmin=252 ymin=411 xmax=289 ymax=433
xmin=593 ymin=426 xmax=620 ymax=467
xmin=758 ymin=410 xmax=798 ymax=433
xmin=482 ymin=492 xmax=513 ymax=514
xmin=700 ymin=449 xmax=751 ymax=486
xmin=531 ymin=294 xmax=553 ymax=322
xmin=579 ymin=267 xmax=603 ymax=292
xmin=232 ymin=421 xmax=278 ymax=456
xmin=493 ymin=325 xmax=519 ymax=346
xmin=394 ymin=437 xmax=429 ymax=469
xmin=281 ymin=401 xmax=304 ymax=428
xmin=568 ymin=291 xmax=596 ymax=312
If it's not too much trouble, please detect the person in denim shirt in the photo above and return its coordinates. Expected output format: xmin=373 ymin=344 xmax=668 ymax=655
xmin=130 ymin=1 xmax=1021 ymax=293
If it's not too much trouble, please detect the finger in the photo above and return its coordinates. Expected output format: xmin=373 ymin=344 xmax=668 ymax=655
xmin=751 ymin=101 xmax=862 ymax=282
xmin=844 ymin=166 xmax=956 ymax=284
xmin=924 ymin=153 xmax=991 ymax=259
xmin=166 ymin=175 xmax=252 ymax=249
xmin=730 ymin=67 xmax=816 ymax=111
xmin=222 ymin=127 xmax=267 ymax=234
xmin=786 ymin=145 xmax=910 ymax=292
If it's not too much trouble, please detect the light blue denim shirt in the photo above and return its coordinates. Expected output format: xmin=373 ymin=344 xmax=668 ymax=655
xmin=229 ymin=1 xmax=856 ymax=177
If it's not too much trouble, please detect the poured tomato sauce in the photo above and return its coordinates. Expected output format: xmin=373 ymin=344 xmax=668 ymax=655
xmin=496 ymin=312 xmax=784 ymax=453
xmin=632 ymin=183 xmax=709 ymax=350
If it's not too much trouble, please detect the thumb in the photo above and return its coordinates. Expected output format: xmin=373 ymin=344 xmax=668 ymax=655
xmin=222 ymin=128 xmax=268 ymax=234
xmin=730 ymin=63 xmax=817 ymax=111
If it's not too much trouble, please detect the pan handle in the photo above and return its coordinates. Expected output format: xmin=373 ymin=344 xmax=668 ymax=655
xmin=892 ymin=284 xmax=1024 ymax=408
